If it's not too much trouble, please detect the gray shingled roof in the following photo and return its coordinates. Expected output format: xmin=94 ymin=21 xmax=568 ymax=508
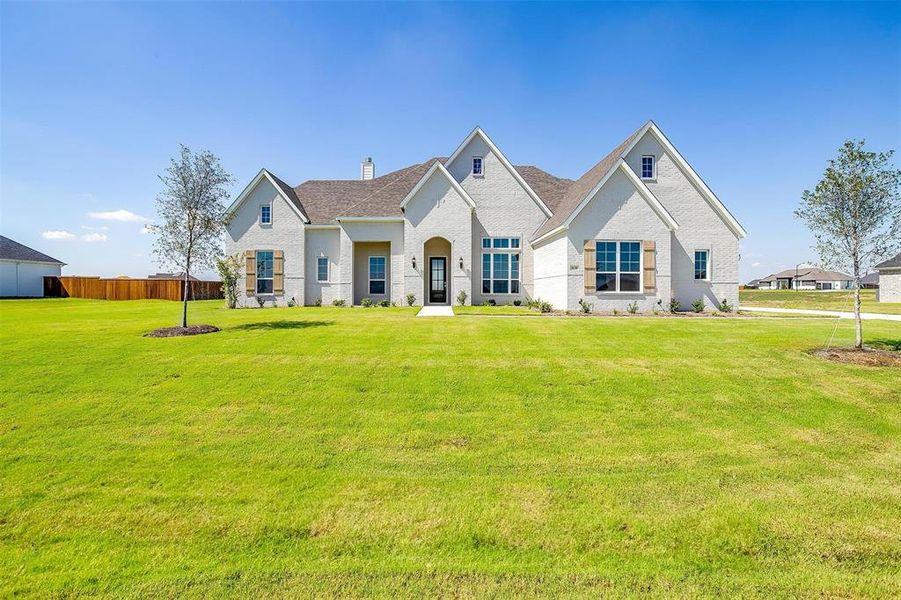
xmin=759 ymin=267 xmax=852 ymax=282
xmin=530 ymin=125 xmax=644 ymax=240
xmin=875 ymin=253 xmax=901 ymax=269
xmin=860 ymin=272 xmax=879 ymax=285
xmin=0 ymin=236 xmax=64 ymax=265
xmin=292 ymin=158 xmax=572 ymax=225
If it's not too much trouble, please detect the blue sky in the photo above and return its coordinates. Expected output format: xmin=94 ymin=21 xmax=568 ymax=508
xmin=1 ymin=1 xmax=898 ymax=279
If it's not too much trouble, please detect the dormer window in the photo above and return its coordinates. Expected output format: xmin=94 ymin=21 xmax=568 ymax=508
xmin=641 ymin=156 xmax=655 ymax=180
xmin=260 ymin=204 xmax=272 ymax=225
xmin=472 ymin=156 xmax=483 ymax=177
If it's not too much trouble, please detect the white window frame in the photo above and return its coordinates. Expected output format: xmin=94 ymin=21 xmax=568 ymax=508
xmin=594 ymin=240 xmax=643 ymax=294
xmin=480 ymin=237 xmax=521 ymax=295
xmin=316 ymin=256 xmax=329 ymax=283
xmin=694 ymin=249 xmax=711 ymax=281
xmin=255 ymin=250 xmax=274 ymax=294
xmin=472 ymin=156 xmax=484 ymax=177
xmin=640 ymin=155 xmax=655 ymax=181
xmin=260 ymin=203 xmax=272 ymax=225
xmin=368 ymin=255 xmax=386 ymax=295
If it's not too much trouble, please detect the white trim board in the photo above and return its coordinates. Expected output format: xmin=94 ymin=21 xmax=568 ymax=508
xmin=620 ymin=121 xmax=747 ymax=238
xmin=445 ymin=127 xmax=553 ymax=218
xmin=399 ymin=161 xmax=477 ymax=211
xmin=226 ymin=169 xmax=309 ymax=223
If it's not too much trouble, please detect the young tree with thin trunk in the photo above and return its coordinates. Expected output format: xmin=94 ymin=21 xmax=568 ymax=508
xmin=151 ymin=145 xmax=234 ymax=328
xmin=795 ymin=140 xmax=900 ymax=348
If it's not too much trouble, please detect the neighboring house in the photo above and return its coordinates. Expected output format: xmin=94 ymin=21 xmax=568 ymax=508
xmin=0 ymin=235 xmax=65 ymax=297
xmin=225 ymin=122 xmax=746 ymax=311
xmin=874 ymin=254 xmax=901 ymax=302
xmin=860 ymin=272 xmax=879 ymax=289
xmin=744 ymin=279 xmax=762 ymax=289
xmin=147 ymin=272 xmax=200 ymax=281
xmin=757 ymin=266 xmax=853 ymax=290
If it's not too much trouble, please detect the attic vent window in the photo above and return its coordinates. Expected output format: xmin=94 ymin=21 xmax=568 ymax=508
xmin=641 ymin=156 xmax=655 ymax=180
xmin=472 ymin=157 xmax=483 ymax=177
xmin=260 ymin=204 xmax=272 ymax=225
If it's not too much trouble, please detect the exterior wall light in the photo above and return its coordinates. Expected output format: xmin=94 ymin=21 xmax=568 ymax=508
xmin=412 ymin=256 xmax=417 ymax=270
xmin=459 ymin=257 xmax=464 ymax=270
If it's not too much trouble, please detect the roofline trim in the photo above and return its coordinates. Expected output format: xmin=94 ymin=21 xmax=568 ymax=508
xmin=0 ymin=257 xmax=66 ymax=266
xmin=225 ymin=169 xmax=310 ymax=223
xmin=445 ymin=127 xmax=553 ymax=217
xmin=399 ymin=161 xmax=477 ymax=211
xmin=621 ymin=121 xmax=747 ymax=238
xmin=335 ymin=216 xmax=405 ymax=223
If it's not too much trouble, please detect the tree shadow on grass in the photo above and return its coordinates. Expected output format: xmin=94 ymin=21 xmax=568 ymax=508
xmin=869 ymin=338 xmax=901 ymax=352
xmin=231 ymin=320 xmax=334 ymax=331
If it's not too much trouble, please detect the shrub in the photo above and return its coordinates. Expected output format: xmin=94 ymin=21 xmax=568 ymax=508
xmin=627 ymin=301 xmax=639 ymax=314
xmin=215 ymin=254 xmax=242 ymax=309
xmin=332 ymin=299 xmax=346 ymax=307
xmin=613 ymin=308 xmax=619 ymax=316
xmin=532 ymin=298 xmax=552 ymax=313
xmin=718 ymin=298 xmax=733 ymax=313
xmin=692 ymin=298 xmax=705 ymax=313
xmin=378 ymin=299 xmax=390 ymax=307
xmin=488 ymin=299 xmax=496 ymax=306
xmin=578 ymin=298 xmax=593 ymax=314
xmin=513 ymin=299 xmax=521 ymax=306
xmin=456 ymin=290 xmax=468 ymax=306
xmin=255 ymin=295 xmax=265 ymax=308
xmin=669 ymin=298 xmax=680 ymax=313
xmin=313 ymin=297 xmax=322 ymax=307
xmin=287 ymin=297 xmax=296 ymax=308
xmin=405 ymin=293 xmax=416 ymax=307
xmin=361 ymin=298 xmax=373 ymax=308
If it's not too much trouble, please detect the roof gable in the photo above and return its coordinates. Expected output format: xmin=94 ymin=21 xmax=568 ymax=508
xmin=621 ymin=121 xmax=747 ymax=238
xmin=400 ymin=161 xmax=477 ymax=211
xmin=445 ymin=127 xmax=552 ymax=217
xmin=226 ymin=169 xmax=310 ymax=222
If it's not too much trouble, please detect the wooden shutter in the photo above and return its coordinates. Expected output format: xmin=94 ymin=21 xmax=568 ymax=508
xmin=245 ymin=250 xmax=255 ymax=294
xmin=583 ymin=240 xmax=596 ymax=292
xmin=643 ymin=241 xmax=656 ymax=292
xmin=273 ymin=250 xmax=284 ymax=295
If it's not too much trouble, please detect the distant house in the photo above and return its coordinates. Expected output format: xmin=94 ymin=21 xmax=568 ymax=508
xmin=147 ymin=272 xmax=200 ymax=281
xmin=0 ymin=236 xmax=65 ymax=297
xmin=744 ymin=278 xmax=762 ymax=289
xmin=875 ymin=254 xmax=901 ymax=302
xmin=860 ymin=272 xmax=879 ymax=289
xmin=757 ymin=266 xmax=853 ymax=291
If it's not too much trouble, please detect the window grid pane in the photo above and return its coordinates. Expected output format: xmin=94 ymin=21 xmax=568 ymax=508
xmin=481 ymin=238 xmax=520 ymax=294
xmin=694 ymin=251 xmax=708 ymax=280
xmin=260 ymin=205 xmax=271 ymax=223
xmin=317 ymin=257 xmax=328 ymax=282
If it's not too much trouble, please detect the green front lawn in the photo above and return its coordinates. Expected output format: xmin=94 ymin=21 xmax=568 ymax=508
xmin=1 ymin=300 xmax=899 ymax=597
xmin=741 ymin=288 xmax=901 ymax=315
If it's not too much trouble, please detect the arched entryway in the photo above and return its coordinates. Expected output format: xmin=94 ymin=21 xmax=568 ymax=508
xmin=423 ymin=237 xmax=451 ymax=305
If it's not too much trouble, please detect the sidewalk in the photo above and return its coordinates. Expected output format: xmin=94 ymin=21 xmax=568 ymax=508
xmin=740 ymin=306 xmax=901 ymax=322
xmin=416 ymin=306 xmax=454 ymax=317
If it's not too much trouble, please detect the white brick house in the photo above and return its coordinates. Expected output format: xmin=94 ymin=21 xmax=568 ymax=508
xmin=225 ymin=122 xmax=747 ymax=311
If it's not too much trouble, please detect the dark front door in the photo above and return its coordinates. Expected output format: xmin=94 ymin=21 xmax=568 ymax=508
xmin=429 ymin=257 xmax=447 ymax=304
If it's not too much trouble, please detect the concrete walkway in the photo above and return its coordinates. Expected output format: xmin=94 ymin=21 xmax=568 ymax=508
xmin=416 ymin=306 xmax=454 ymax=317
xmin=740 ymin=306 xmax=901 ymax=322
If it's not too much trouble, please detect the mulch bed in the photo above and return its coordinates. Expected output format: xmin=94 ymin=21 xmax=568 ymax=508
xmin=811 ymin=347 xmax=901 ymax=367
xmin=145 ymin=325 xmax=220 ymax=338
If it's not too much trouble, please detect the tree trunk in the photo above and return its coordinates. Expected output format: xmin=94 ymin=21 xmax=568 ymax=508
xmin=182 ymin=268 xmax=190 ymax=328
xmin=854 ymin=283 xmax=862 ymax=349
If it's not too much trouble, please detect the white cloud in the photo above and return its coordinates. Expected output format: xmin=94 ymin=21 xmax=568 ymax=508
xmin=81 ymin=225 xmax=110 ymax=231
xmin=88 ymin=209 xmax=150 ymax=222
xmin=81 ymin=232 xmax=108 ymax=242
xmin=752 ymin=261 xmax=761 ymax=267
xmin=42 ymin=230 xmax=77 ymax=240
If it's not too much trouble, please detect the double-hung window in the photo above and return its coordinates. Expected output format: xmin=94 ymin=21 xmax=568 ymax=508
xmin=595 ymin=241 xmax=641 ymax=292
xmin=694 ymin=250 xmax=710 ymax=280
xmin=256 ymin=250 xmax=274 ymax=294
xmin=481 ymin=237 xmax=520 ymax=294
xmin=641 ymin=155 xmax=655 ymax=180
xmin=472 ymin=156 xmax=483 ymax=177
xmin=260 ymin=204 xmax=272 ymax=225
xmin=368 ymin=256 xmax=386 ymax=294
xmin=317 ymin=257 xmax=329 ymax=283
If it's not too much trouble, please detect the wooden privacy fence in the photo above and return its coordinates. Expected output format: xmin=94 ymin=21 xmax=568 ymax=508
xmin=44 ymin=276 xmax=222 ymax=301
